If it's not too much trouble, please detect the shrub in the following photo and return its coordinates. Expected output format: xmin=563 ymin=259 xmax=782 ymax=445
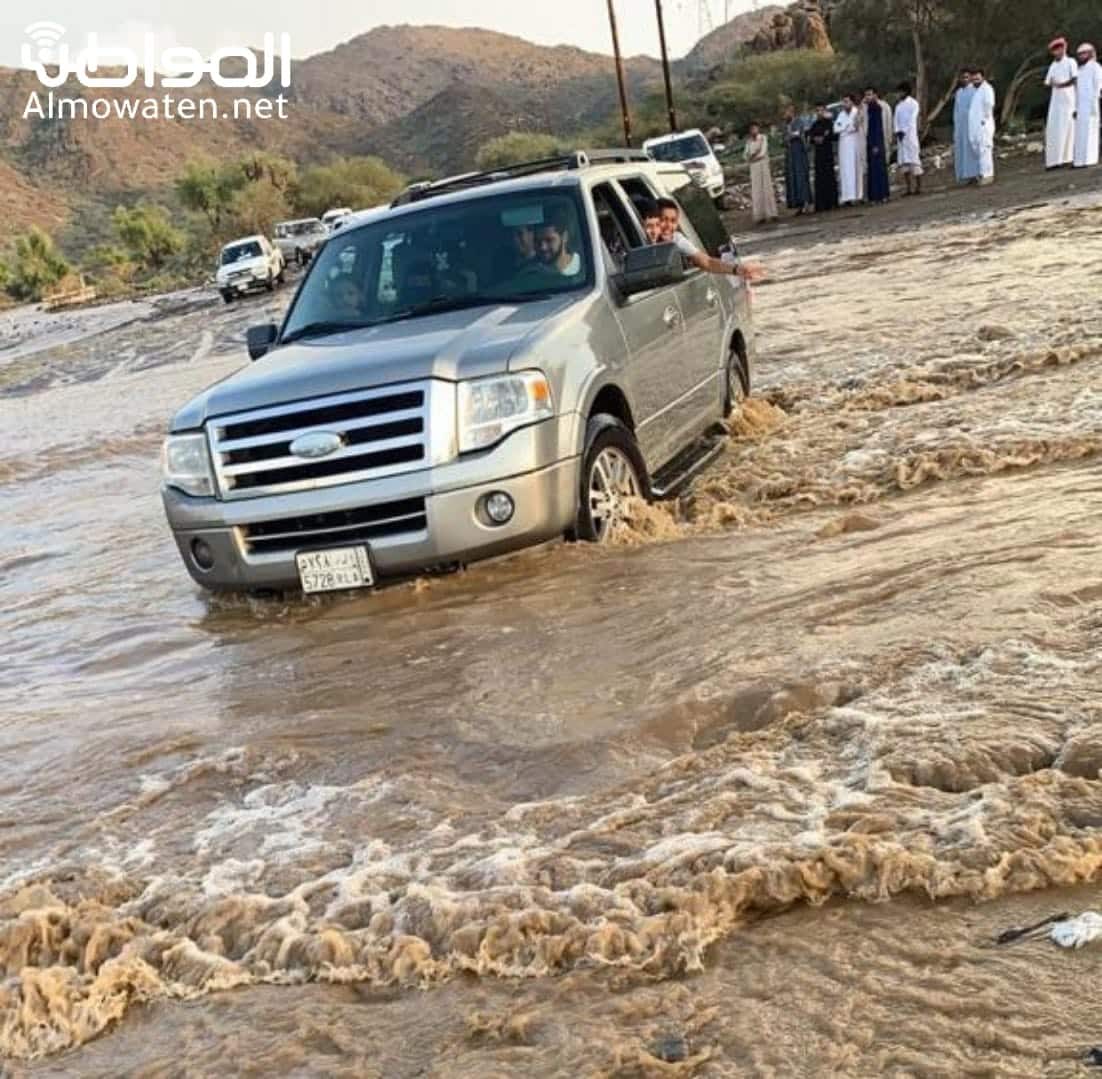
xmin=474 ymin=132 xmax=566 ymax=170
xmin=112 ymin=204 xmax=184 ymax=272
xmin=292 ymin=156 xmax=406 ymax=217
xmin=5 ymin=227 xmax=69 ymax=301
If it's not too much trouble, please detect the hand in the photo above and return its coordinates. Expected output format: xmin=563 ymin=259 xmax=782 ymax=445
xmin=736 ymin=261 xmax=766 ymax=283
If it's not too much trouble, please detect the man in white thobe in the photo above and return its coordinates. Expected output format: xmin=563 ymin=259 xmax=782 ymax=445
xmin=969 ymin=69 xmax=996 ymax=185
xmin=1045 ymin=37 xmax=1078 ymax=168
xmin=893 ymin=81 xmax=924 ymax=195
xmin=833 ymin=96 xmax=861 ymax=205
xmin=1074 ymin=43 xmax=1102 ymax=168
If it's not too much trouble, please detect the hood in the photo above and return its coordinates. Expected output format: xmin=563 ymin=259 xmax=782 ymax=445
xmin=171 ymin=293 xmax=576 ymax=431
xmin=217 ymin=256 xmax=266 ymax=277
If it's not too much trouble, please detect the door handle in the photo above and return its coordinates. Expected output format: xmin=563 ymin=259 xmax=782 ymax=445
xmin=706 ymin=287 xmax=719 ymax=306
xmin=663 ymin=305 xmax=681 ymax=328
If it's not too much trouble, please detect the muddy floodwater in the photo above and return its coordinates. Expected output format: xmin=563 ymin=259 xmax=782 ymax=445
xmin=3 ymin=191 xmax=1102 ymax=1077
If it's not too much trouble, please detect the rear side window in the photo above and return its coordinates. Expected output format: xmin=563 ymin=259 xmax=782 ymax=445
xmin=591 ymin=182 xmax=646 ymax=269
xmin=657 ymin=174 xmax=727 ymax=259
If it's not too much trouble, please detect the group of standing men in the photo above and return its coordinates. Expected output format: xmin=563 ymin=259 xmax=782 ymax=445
xmin=953 ymin=40 xmax=1101 ymax=184
xmin=1040 ymin=39 xmax=1102 ymax=170
xmin=771 ymin=84 xmax=926 ymax=219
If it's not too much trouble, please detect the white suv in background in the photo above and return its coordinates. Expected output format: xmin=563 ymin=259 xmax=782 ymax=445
xmin=215 ymin=235 xmax=286 ymax=303
xmin=643 ymin=129 xmax=727 ymax=206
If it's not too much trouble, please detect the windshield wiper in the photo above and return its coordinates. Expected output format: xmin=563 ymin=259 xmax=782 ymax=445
xmin=279 ymin=320 xmax=380 ymax=345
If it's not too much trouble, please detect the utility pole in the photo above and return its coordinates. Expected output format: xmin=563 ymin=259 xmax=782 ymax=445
xmin=605 ymin=0 xmax=633 ymax=147
xmin=654 ymin=0 xmax=678 ymax=133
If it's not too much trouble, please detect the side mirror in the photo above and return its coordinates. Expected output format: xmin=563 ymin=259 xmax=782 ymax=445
xmin=612 ymin=242 xmax=684 ymax=300
xmin=246 ymin=323 xmax=278 ymax=361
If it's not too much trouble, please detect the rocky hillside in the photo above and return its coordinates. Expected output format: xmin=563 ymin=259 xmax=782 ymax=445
xmin=683 ymin=1 xmax=835 ymax=71
xmin=0 ymin=24 xmax=665 ymax=245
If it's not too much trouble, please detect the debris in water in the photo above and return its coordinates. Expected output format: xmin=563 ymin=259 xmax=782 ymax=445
xmin=994 ymin=911 xmax=1070 ymax=945
xmin=1050 ymin=912 xmax=1102 ymax=949
xmin=1086 ymin=1047 xmax=1102 ymax=1067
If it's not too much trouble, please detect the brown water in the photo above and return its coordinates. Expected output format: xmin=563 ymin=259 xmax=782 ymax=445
xmin=3 ymin=197 xmax=1102 ymax=1076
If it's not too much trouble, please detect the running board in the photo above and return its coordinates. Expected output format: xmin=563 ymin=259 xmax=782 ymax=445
xmin=649 ymin=429 xmax=727 ymax=500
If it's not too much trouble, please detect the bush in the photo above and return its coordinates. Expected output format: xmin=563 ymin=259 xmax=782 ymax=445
xmin=5 ymin=227 xmax=69 ymax=301
xmin=227 ymin=182 xmax=292 ymax=240
xmin=292 ymin=157 xmax=405 ymax=217
xmin=703 ymin=50 xmax=857 ymax=134
xmin=474 ymin=132 xmax=566 ymax=170
xmin=112 ymin=204 xmax=184 ymax=272
xmin=175 ymin=159 xmax=248 ymax=231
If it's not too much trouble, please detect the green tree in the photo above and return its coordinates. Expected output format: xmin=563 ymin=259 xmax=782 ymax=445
xmin=6 ymin=227 xmax=69 ymax=301
xmin=474 ymin=132 xmax=566 ymax=170
xmin=292 ymin=156 xmax=406 ymax=217
xmin=112 ymin=204 xmax=184 ymax=272
xmin=175 ymin=159 xmax=247 ymax=231
xmin=703 ymin=50 xmax=857 ymax=133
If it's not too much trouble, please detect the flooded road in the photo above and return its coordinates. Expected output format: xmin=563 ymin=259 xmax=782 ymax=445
xmin=3 ymin=194 xmax=1102 ymax=1076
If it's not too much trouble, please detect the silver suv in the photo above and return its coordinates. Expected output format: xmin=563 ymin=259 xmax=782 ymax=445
xmin=161 ymin=150 xmax=754 ymax=593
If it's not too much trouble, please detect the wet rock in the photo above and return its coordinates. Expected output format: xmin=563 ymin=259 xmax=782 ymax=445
xmin=652 ymin=1033 xmax=689 ymax=1062
xmin=1055 ymin=727 xmax=1102 ymax=779
xmin=977 ymin=324 xmax=1015 ymax=342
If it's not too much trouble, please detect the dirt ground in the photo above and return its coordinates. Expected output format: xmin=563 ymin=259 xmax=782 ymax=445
xmin=727 ymin=151 xmax=1102 ymax=252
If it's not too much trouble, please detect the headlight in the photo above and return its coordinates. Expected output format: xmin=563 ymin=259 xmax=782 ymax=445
xmin=161 ymin=432 xmax=215 ymax=496
xmin=457 ymin=371 xmax=554 ymax=453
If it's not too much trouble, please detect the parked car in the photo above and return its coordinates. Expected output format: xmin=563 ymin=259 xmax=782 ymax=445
xmin=215 ymin=235 xmax=285 ymax=303
xmin=643 ymin=129 xmax=727 ymax=206
xmin=274 ymin=218 xmax=329 ymax=266
xmin=321 ymin=207 xmax=353 ymax=231
xmin=161 ymin=149 xmax=754 ymax=593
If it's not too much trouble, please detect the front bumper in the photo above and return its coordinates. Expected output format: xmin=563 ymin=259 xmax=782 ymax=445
xmin=218 ymin=271 xmax=268 ymax=294
xmin=163 ymin=416 xmax=581 ymax=591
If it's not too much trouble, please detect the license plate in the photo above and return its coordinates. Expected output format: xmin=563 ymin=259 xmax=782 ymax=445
xmin=296 ymin=546 xmax=374 ymax=594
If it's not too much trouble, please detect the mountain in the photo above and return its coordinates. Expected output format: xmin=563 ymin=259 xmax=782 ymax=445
xmin=291 ymin=25 xmax=661 ymax=130
xmin=0 ymin=24 xmax=666 ymax=248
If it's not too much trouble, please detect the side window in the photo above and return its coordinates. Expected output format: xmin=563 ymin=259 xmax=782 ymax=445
xmin=591 ymin=182 xmax=645 ymax=269
xmin=617 ymin=176 xmax=660 ymax=233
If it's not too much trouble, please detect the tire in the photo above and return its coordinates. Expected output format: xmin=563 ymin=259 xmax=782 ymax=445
xmin=221 ymin=290 xmax=234 ymax=304
xmin=571 ymin=415 xmax=649 ymax=543
xmin=277 ymin=265 xmax=286 ymax=285
xmin=265 ymin=271 xmax=274 ymax=292
xmin=723 ymin=344 xmax=750 ymax=416
xmin=714 ymin=194 xmax=729 ymax=211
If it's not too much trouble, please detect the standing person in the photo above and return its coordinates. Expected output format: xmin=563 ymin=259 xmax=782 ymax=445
xmin=834 ymin=95 xmax=862 ymax=205
xmin=953 ymin=69 xmax=979 ymax=184
xmin=863 ymin=87 xmax=892 ymax=204
xmin=1073 ymin=43 xmax=1102 ymax=168
xmin=893 ymin=82 xmax=924 ymax=196
xmin=969 ymin=68 xmax=996 ymax=186
xmin=808 ymin=103 xmax=839 ymax=212
xmin=782 ymin=105 xmax=813 ymax=214
xmin=1045 ymin=37 xmax=1079 ymax=169
xmin=743 ymin=122 xmax=779 ymax=224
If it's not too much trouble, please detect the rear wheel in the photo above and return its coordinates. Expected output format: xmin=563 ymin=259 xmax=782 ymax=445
xmin=221 ymin=290 xmax=234 ymax=305
xmin=572 ymin=416 xmax=649 ymax=543
xmin=265 ymin=271 xmax=274 ymax=292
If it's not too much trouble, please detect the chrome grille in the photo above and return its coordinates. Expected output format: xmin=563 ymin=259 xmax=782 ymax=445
xmin=208 ymin=383 xmax=429 ymax=499
xmin=241 ymin=497 xmax=428 ymax=555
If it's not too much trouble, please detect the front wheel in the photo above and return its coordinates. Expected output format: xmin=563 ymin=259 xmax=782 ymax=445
xmin=220 ymin=290 xmax=234 ymax=304
xmin=571 ymin=416 xmax=649 ymax=543
xmin=265 ymin=271 xmax=275 ymax=292
xmin=723 ymin=346 xmax=749 ymax=416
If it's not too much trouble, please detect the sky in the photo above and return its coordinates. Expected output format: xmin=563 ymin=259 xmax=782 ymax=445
xmin=1 ymin=0 xmax=761 ymax=70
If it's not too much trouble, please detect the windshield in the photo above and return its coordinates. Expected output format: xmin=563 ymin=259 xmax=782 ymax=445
xmin=281 ymin=187 xmax=593 ymax=341
xmin=221 ymin=241 xmax=262 ymax=264
xmin=647 ymin=134 xmax=711 ymax=163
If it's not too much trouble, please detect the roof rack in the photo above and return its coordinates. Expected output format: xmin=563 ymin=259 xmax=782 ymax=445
xmin=390 ymin=148 xmax=654 ymax=207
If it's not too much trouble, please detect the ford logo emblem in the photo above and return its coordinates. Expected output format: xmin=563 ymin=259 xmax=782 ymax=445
xmin=289 ymin=431 xmax=344 ymax=459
